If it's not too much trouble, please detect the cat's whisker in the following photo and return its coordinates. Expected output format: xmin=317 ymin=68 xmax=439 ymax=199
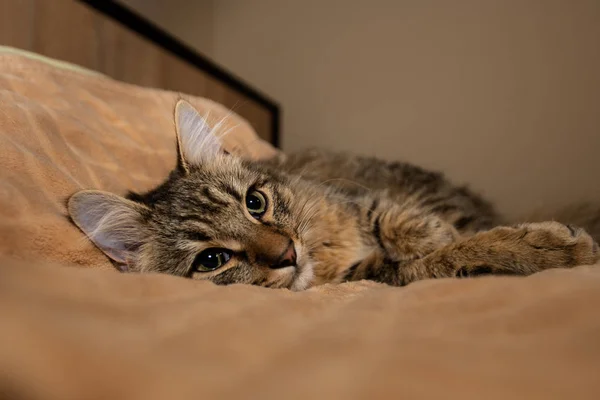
xmin=300 ymin=204 xmax=323 ymax=235
xmin=314 ymin=178 xmax=373 ymax=192
xmin=213 ymin=114 xmax=231 ymax=133
xmin=210 ymin=106 xmax=242 ymax=139
xmin=215 ymin=124 xmax=241 ymax=148
xmin=295 ymin=196 xmax=322 ymax=236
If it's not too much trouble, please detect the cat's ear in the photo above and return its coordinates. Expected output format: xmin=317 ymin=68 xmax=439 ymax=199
xmin=68 ymin=190 xmax=149 ymax=270
xmin=174 ymin=100 xmax=222 ymax=173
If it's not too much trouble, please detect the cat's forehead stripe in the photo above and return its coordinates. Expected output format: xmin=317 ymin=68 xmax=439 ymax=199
xmin=200 ymin=186 xmax=230 ymax=207
xmin=221 ymin=183 xmax=243 ymax=202
xmin=170 ymin=213 xmax=215 ymax=226
xmin=178 ymin=220 xmax=216 ymax=234
xmin=181 ymin=230 xmax=212 ymax=242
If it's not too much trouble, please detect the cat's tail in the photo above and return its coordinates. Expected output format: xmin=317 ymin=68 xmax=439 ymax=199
xmin=523 ymin=203 xmax=600 ymax=242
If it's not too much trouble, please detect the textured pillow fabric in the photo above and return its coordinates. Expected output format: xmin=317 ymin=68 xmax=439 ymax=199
xmin=2 ymin=258 xmax=600 ymax=399
xmin=0 ymin=52 xmax=277 ymax=268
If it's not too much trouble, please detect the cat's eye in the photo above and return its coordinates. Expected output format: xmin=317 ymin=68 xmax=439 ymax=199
xmin=246 ymin=190 xmax=267 ymax=218
xmin=193 ymin=248 xmax=232 ymax=272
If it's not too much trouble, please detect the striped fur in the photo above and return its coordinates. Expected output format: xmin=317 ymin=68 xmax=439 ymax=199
xmin=68 ymin=101 xmax=600 ymax=290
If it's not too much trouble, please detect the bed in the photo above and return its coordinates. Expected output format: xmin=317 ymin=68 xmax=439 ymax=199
xmin=0 ymin=46 xmax=600 ymax=399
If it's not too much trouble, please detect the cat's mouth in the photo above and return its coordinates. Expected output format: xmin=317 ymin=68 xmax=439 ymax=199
xmin=290 ymin=263 xmax=314 ymax=291
xmin=288 ymin=243 xmax=314 ymax=291
xmin=264 ymin=242 xmax=314 ymax=291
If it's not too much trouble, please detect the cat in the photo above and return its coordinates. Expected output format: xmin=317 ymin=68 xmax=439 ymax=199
xmin=67 ymin=100 xmax=600 ymax=291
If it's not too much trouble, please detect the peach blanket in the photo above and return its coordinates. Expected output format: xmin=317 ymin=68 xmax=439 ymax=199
xmin=1 ymin=53 xmax=599 ymax=399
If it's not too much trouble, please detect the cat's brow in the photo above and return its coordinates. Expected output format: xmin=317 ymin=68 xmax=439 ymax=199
xmin=177 ymin=195 xmax=222 ymax=214
xmin=178 ymin=220 xmax=216 ymax=234
xmin=200 ymin=186 xmax=230 ymax=206
xmin=220 ymin=183 xmax=243 ymax=202
xmin=172 ymin=213 xmax=215 ymax=225
xmin=181 ymin=230 xmax=212 ymax=242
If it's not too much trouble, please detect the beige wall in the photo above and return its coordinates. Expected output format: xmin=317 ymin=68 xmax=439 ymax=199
xmin=123 ymin=0 xmax=600 ymax=219
xmin=119 ymin=0 xmax=214 ymax=55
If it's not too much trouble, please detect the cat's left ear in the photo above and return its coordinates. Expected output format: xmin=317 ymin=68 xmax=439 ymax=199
xmin=174 ymin=100 xmax=223 ymax=173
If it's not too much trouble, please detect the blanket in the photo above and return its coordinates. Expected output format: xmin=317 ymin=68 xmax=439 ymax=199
xmin=1 ymin=51 xmax=599 ymax=399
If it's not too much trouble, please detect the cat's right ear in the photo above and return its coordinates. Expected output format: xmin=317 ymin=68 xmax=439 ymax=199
xmin=174 ymin=100 xmax=223 ymax=173
xmin=68 ymin=190 xmax=149 ymax=271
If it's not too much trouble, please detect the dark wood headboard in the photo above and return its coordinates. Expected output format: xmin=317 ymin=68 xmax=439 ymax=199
xmin=0 ymin=0 xmax=280 ymax=146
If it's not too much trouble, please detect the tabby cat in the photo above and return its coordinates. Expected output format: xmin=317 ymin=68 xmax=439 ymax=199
xmin=68 ymin=100 xmax=599 ymax=290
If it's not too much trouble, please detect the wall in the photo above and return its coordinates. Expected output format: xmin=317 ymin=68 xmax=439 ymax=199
xmin=125 ymin=0 xmax=600 ymax=219
xmin=0 ymin=0 xmax=274 ymax=142
xmin=119 ymin=0 xmax=214 ymax=56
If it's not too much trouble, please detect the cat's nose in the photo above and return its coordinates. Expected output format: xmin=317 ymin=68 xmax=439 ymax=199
xmin=271 ymin=241 xmax=297 ymax=269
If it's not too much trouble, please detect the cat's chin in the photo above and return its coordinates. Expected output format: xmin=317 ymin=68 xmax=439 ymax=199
xmin=287 ymin=243 xmax=314 ymax=291
xmin=289 ymin=261 xmax=314 ymax=291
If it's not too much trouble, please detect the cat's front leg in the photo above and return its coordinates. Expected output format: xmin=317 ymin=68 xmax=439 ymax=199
xmin=399 ymin=221 xmax=599 ymax=284
xmin=366 ymin=198 xmax=460 ymax=262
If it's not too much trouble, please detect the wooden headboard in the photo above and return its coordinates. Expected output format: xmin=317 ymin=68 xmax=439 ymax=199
xmin=0 ymin=0 xmax=280 ymax=146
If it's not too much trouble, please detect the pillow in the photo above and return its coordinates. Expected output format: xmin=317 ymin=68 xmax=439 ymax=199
xmin=0 ymin=50 xmax=277 ymax=268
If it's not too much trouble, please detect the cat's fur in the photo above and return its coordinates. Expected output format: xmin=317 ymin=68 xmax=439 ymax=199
xmin=68 ymin=100 xmax=600 ymax=290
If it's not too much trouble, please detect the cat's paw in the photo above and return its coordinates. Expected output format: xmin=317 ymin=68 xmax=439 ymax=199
xmin=517 ymin=221 xmax=599 ymax=265
xmin=454 ymin=221 xmax=599 ymax=277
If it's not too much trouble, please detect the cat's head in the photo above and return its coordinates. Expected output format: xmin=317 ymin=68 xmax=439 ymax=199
xmin=68 ymin=100 xmax=317 ymax=290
